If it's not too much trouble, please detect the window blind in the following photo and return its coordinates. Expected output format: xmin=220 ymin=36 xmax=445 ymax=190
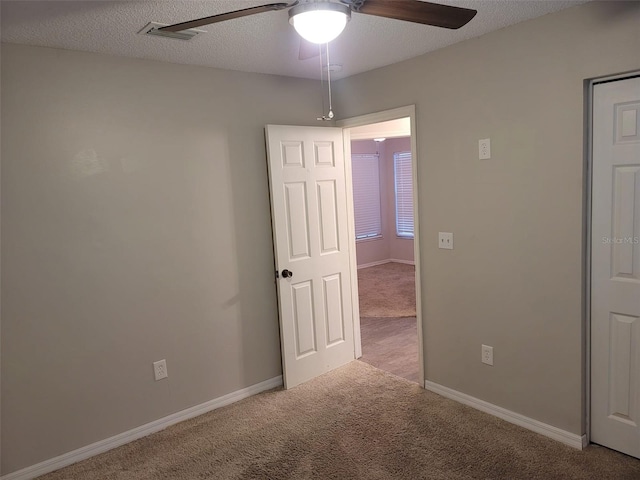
xmin=351 ymin=154 xmax=382 ymax=240
xmin=394 ymin=151 xmax=414 ymax=238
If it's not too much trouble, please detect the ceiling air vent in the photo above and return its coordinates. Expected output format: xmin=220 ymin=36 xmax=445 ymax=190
xmin=139 ymin=22 xmax=205 ymax=41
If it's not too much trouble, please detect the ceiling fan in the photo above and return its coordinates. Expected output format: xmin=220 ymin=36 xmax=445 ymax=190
xmin=159 ymin=0 xmax=477 ymax=59
xmin=157 ymin=1 xmax=476 ymax=121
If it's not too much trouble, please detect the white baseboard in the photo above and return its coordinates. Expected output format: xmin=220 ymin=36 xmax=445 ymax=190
xmin=389 ymin=258 xmax=415 ymax=266
xmin=2 ymin=375 xmax=283 ymax=480
xmin=357 ymin=259 xmax=415 ymax=269
xmin=357 ymin=259 xmax=391 ymax=269
xmin=424 ymin=380 xmax=587 ymax=450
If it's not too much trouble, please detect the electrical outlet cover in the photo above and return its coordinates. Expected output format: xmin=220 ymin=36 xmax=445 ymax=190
xmin=153 ymin=359 xmax=168 ymax=381
xmin=479 ymin=138 xmax=491 ymax=160
xmin=481 ymin=345 xmax=494 ymax=366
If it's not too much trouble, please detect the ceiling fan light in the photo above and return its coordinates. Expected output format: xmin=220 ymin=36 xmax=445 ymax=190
xmin=289 ymin=2 xmax=350 ymax=45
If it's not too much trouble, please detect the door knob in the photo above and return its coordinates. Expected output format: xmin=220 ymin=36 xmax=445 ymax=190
xmin=281 ymin=269 xmax=293 ymax=279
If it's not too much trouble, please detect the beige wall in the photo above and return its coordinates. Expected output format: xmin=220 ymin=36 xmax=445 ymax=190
xmin=336 ymin=1 xmax=640 ymax=435
xmin=0 ymin=44 xmax=323 ymax=475
xmin=352 ymin=138 xmax=414 ymax=267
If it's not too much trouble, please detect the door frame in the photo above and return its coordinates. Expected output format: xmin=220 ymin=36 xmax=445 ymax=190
xmin=586 ymin=70 xmax=640 ymax=446
xmin=337 ymin=105 xmax=424 ymax=385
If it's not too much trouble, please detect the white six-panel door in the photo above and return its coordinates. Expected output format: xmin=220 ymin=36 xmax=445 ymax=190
xmin=591 ymin=76 xmax=640 ymax=458
xmin=265 ymin=125 xmax=355 ymax=389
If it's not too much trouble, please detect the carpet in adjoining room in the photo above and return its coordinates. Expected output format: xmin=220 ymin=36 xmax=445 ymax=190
xmin=357 ymin=262 xmax=415 ymax=318
xmin=357 ymin=262 xmax=418 ymax=383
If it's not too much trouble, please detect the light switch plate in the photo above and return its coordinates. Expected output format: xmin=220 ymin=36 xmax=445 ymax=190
xmin=479 ymin=138 xmax=491 ymax=160
xmin=438 ymin=232 xmax=454 ymax=250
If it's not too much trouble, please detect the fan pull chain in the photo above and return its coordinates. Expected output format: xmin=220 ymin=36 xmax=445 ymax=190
xmin=317 ymin=42 xmax=334 ymax=121
xmin=318 ymin=43 xmax=326 ymax=120
xmin=326 ymin=42 xmax=334 ymax=119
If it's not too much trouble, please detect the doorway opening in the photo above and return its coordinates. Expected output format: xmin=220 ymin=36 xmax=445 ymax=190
xmin=339 ymin=108 xmax=423 ymax=385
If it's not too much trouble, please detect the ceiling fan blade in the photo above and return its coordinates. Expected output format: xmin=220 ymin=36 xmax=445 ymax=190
xmin=356 ymin=0 xmax=477 ymax=30
xmin=159 ymin=3 xmax=291 ymax=32
xmin=299 ymin=39 xmax=321 ymax=61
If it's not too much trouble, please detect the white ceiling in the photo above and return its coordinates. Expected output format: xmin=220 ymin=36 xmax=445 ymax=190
xmin=1 ymin=0 xmax=588 ymax=80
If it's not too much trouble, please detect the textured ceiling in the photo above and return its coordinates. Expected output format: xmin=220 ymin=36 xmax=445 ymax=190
xmin=1 ymin=1 xmax=588 ymax=80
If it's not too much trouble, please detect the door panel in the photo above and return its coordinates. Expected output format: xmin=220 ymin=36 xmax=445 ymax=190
xmin=591 ymin=76 xmax=640 ymax=458
xmin=323 ymin=273 xmax=345 ymax=345
xmin=266 ymin=125 xmax=354 ymax=388
xmin=608 ymin=313 xmax=639 ymax=426
xmin=284 ymin=182 xmax=311 ymax=259
xmin=317 ymin=180 xmax=340 ymax=253
xmin=292 ymin=281 xmax=316 ymax=358
xmin=612 ymin=166 xmax=640 ymax=280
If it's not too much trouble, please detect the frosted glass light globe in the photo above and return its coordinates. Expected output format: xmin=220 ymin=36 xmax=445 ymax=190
xmin=289 ymin=3 xmax=350 ymax=45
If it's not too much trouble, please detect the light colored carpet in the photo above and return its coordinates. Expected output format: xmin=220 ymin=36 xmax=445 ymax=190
xmin=40 ymin=362 xmax=640 ymax=479
xmin=357 ymin=262 xmax=416 ymax=317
